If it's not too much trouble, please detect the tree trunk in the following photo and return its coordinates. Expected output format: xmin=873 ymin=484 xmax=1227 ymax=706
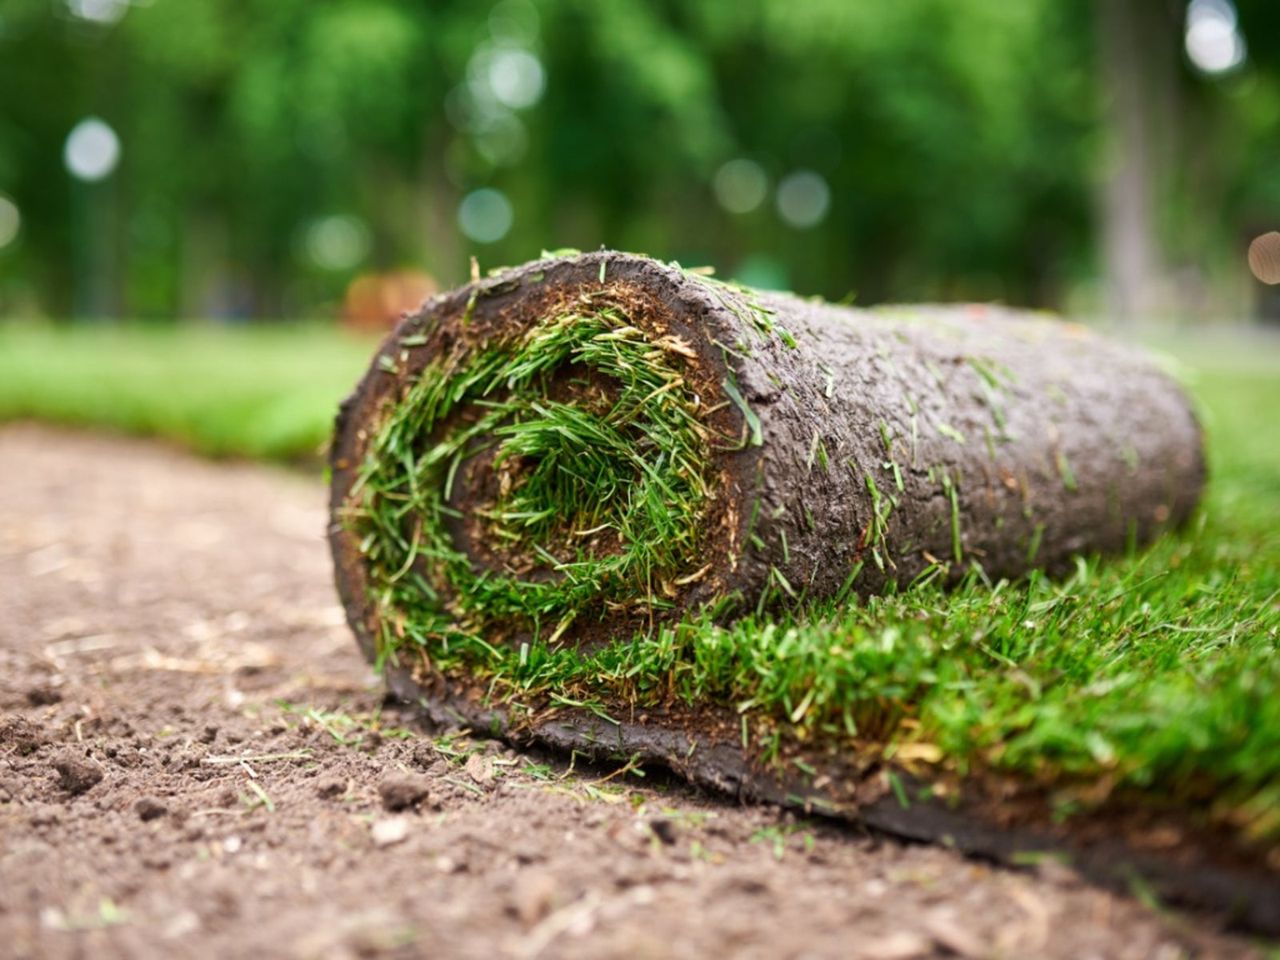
xmin=1095 ymin=0 xmax=1181 ymax=320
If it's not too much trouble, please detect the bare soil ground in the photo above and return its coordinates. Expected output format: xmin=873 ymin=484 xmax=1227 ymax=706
xmin=0 ymin=424 xmax=1263 ymax=959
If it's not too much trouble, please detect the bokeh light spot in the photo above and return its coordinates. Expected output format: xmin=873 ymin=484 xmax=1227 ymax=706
xmin=776 ymin=170 xmax=830 ymax=229
xmin=1247 ymin=232 xmax=1280 ymax=285
xmin=64 ymin=118 xmax=121 ymax=182
xmin=468 ymin=43 xmax=545 ymax=112
xmin=0 ymin=194 xmax=20 ymax=250
xmin=488 ymin=48 xmax=545 ymax=109
xmin=1185 ymin=0 xmax=1246 ymax=75
xmin=458 ymin=188 xmax=514 ymax=244
xmin=712 ymin=159 xmax=768 ymax=214
xmin=306 ymin=215 xmax=371 ymax=271
xmin=344 ymin=270 xmax=438 ymax=332
xmin=66 ymin=0 xmax=130 ymax=24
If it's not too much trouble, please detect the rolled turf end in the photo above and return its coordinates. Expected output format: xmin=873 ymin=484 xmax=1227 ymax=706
xmin=327 ymin=252 xmax=1280 ymax=933
xmin=330 ymin=249 xmax=1205 ymax=661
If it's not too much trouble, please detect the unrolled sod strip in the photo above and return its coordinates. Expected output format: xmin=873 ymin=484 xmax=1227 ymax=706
xmin=330 ymin=250 xmax=1203 ymax=661
xmin=325 ymin=252 xmax=1280 ymax=933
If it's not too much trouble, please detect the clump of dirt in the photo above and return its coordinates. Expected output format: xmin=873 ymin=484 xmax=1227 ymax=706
xmin=0 ymin=424 xmax=1261 ymax=960
xmin=52 ymin=752 xmax=104 ymax=796
xmin=377 ymin=774 xmax=432 ymax=812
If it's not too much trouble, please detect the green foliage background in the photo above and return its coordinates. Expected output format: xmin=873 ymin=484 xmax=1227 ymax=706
xmin=1 ymin=0 xmax=1278 ymax=318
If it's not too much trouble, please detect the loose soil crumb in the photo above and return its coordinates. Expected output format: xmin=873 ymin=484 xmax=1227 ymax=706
xmin=377 ymin=774 xmax=432 ymax=812
xmin=0 ymin=424 xmax=1263 ymax=959
xmin=51 ymin=752 xmax=104 ymax=796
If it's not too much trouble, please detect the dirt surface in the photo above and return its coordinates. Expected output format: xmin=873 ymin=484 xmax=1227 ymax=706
xmin=0 ymin=424 xmax=1263 ymax=960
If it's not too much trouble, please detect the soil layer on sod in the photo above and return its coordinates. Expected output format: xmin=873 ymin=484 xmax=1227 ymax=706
xmin=328 ymin=252 xmax=1277 ymax=931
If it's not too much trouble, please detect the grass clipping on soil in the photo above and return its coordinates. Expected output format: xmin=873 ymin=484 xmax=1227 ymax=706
xmin=335 ymin=251 xmax=1278 ymax=846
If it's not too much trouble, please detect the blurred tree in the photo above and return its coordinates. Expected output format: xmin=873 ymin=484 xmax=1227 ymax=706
xmin=0 ymin=0 xmax=1273 ymax=319
xmin=1094 ymin=0 xmax=1179 ymax=321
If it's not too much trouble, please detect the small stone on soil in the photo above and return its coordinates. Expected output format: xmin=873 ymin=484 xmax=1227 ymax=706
xmin=53 ymin=753 xmax=103 ymax=795
xmin=464 ymin=753 xmax=494 ymax=785
xmin=315 ymin=776 xmax=345 ymax=799
xmin=648 ymin=818 xmax=678 ymax=845
xmin=135 ymin=796 xmax=168 ymax=821
xmin=378 ymin=774 xmax=431 ymax=811
xmin=26 ymin=684 xmax=62 ymax=706
xmin=371 ymin=817 xmax=410 ymax=847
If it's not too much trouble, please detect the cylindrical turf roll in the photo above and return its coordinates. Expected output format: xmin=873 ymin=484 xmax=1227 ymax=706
xmin=328 ymin=250 xmax=1204 ymax=661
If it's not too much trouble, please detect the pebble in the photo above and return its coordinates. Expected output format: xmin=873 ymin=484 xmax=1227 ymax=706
xmin=464 ymin=754 xmax=494 ymax=786
xmin=377 ymin=774 xmax=431 ymax=811
xmin=647 ymin=817 xmax=678 ymax=846
xmin=135 ymin=796 xmax=168 ymax=821
xmin=371 ymin=817 xmax=409 ymax=847
xmin=315 ymin=776 xmax=345 ymax=799
xmin=53 ymin=753 xmax=103 ymax=795
xmin=26 ymin=684 xmax=62 ymax=706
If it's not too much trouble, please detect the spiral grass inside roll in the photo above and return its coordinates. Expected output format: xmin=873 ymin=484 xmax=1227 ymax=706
xmin=350 ymin=302 xmax=716 ymax=658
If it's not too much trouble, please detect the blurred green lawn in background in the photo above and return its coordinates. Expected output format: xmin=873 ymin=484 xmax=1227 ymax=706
xmin=0 ymin=323 xmax=374 ymax=460
xmin=3 ymin=1 xmax=1280 ymax=322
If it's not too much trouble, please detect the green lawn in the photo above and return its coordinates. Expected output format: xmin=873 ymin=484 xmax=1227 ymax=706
xmin=2 ymin=321 xmax=1276 ymax=840
xmin=0 ymin=322 xmax=374 ymax=461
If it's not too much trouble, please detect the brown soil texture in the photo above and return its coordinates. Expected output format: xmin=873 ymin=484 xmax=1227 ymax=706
xmin=0 ymin=424 xmax=1262 ymax=960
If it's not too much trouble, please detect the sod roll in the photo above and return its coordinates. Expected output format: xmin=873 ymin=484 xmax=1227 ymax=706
xmin=329 ymin=250 xmax=1204 ymax=661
